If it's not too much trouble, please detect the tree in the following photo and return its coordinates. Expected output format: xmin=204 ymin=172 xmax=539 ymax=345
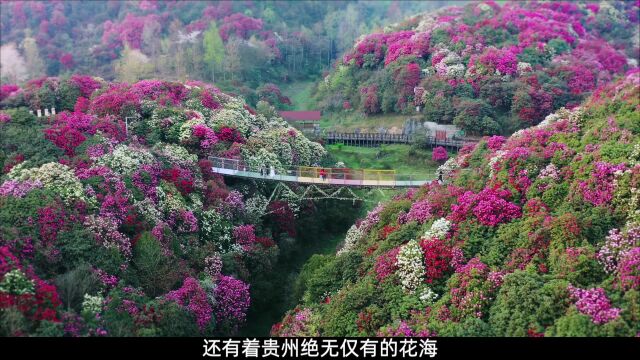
xmin=114 ymin=46 xmax=154 ymax=83
xmin=223 ymin=37 xmax=243 ymax=80
xmin=129 ymin=232 xmax=180 ymax=298
xmin=22 ymin=37 xmax=45 ymax=78
xmin=0 ymin=43 xmax=28 ymax=83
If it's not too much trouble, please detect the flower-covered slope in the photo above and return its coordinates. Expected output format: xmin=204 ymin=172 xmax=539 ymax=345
xmin=0 ymin=76 xmax=325 ymax=336
xmin=274 ymin=69 xmax=640 ymax=337
xmin=318 ymin=1 xmax=639 ymax=135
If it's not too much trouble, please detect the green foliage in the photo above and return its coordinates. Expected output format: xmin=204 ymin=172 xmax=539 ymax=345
xmin=154 ymin=301 xmax=203 ymax=336
xmin=547 ymin=38 xmax=571 ymax=55
xmin=0 ymin=109 xmax=62 ymax=169
xmin=320 ymin=277 xmax=376 ymax=336
xmin=434 ymin=317 xmax=495 ymax=336
xmin=55 ymin=264 xmax=100 ymax=312
xmin=453 ymin=99 xmax=499 ymax=135
xmin=300 ymin=252 xmax=362 ymax=305
xmin=517 ymin=46 xmax=549 ymax=66
xmin=127 ymin=232 xmax=180 ymax=298
xmin=34 ymin=320 xmax=65 ymax=337
xmin=544 ymin=309 xmax=634 ymax=337
xmin=489 ymin=271 xmax=567 ymax=336
xmin=0 ymin=308 xmax=29 ymax=336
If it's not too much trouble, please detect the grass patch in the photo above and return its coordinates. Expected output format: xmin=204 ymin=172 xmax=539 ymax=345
xmin=279 ymin=80 xmax=317 ymax=111
xmin=326 ymin=143 xmax=444 ymax=178
xmin=320 ymin=112 xmax=409 ymax=132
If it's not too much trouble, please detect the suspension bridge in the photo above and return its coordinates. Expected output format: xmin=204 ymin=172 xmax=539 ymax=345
xmin=209 ymin=157 xmax=436 ymax=188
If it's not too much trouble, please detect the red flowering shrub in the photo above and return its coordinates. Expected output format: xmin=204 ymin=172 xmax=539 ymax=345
xmin=360 ymin=84 xmax=380 ymax=115
xmin=59 ymin=53 xmax=75 ymax=69
xmin=216 ymin=126 xmax=245 ymax=143
xmin=0 ymin=247 xmax=61 ymax=325
xmin=161 ymin=167 xmax=195 ymax=195
xmin=2 ymin=153 xmax=25 ymax=174
xmin=46 ymin=125 xmax=86 ymax=156
xmin=219 ymin=13 xmax=263 ymax=41
xmin=268 ymin=201 xmax=296 ymax=237
xmin=69 ymin=75 xmax=102 ymax=98
xmin=419 ymin=238 xmax=453 ymax=283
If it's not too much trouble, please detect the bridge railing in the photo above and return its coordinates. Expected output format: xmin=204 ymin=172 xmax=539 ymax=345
xmin=208 ymin=156 xmax=435 ymax=187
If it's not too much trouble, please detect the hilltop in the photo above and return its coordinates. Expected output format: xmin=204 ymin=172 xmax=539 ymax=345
xmin=0 ymin=0 xmax=449 ymax=109
xmin=315 ymin=1 xmax=639 ymax=135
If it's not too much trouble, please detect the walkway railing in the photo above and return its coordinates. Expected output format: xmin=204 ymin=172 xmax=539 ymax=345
xmin=323 ymin=131 xmax=472 ymax=149
xmin=208 ymin=157 xmax=434 ymax=187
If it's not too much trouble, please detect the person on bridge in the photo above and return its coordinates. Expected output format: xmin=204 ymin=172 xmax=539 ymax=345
xmin=260 ymin=165 xmax=265 ymax=176
xmin=269 ymin=165 xmax=275 ymax=177
xmin=319 ymin=168 xmax=327 ymax=181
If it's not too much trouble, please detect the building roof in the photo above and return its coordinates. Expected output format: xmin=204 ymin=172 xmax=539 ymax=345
xmin=279 ymin=110 xmax=321 ymax=122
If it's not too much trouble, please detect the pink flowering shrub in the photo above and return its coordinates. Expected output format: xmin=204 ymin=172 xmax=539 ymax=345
xmin=617 ymin=248 xmax=640 ymax=291
xmin=448 ymin=257 xmax=495 ymax=320
xmin=1 ymin=84 xmax=20 ymax=101
xmin=0 ymin=112 xmax=11 ymax=123
xmin=85 ymin=215 xmax=132 ymax=260
xmin=204 ymin=255 xmax=223 ymax=278
xmin=360 ymin=84 xmax=380 ymax=115
xmin=173 ymin=210 xmax=198 ymax=234
xmin=450 ymin=188 xmax=521 ymax=227
xmin=191 ymin=124 xmax=218 ymax=149
xmin=219 ymin=13 xmax=263 ymax=41
xmin=0 ymin=180 xmax=43 ymax=198
xmin=486 ymin=136 xmax=506 ymax=151
xmin=201 ymin=90 xmax=222 ymax=110
xmin=102 ymin=14 xmax=160 ymax=50
xmin=375 ymin=247 xmax=400 ymax=282
xmin=214 ymin=275 xmax=250 ymax=330
xmin=577 ymin=162 xmax=626 ymax=206
xmin=597 ymin=227 xmax=639 ymax=274
xmin=405 ymin=198 xmax=432 ymax=224
xmin=233 ymin=225 xmax=256 ymax=250
xmin=165 ymin=277 xmax=212 ymax=331
xmin=567 ymin=285 xmax=621 ymax=325
xmin=131 ymin=163 xmax=161 ymax=201
xmin=271 ymin=306 xmax=318 ymax=337
xmin=432 ymin=146 xmax=449 ymax=162
xmin=477 ymin=46 xmax=519 ymax=76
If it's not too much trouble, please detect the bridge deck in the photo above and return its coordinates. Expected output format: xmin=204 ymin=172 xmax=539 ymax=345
xmin=210 ymin=157 xmax=433 ymax=188
xmin=211 ymin=167 xmax=431 ymax=187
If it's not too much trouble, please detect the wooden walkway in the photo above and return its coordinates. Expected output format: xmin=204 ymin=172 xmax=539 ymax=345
xmin=323 ymin=132 xmax=470 ymax=150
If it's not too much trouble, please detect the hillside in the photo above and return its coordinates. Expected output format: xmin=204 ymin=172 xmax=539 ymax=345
xmin=0 ymin=0 xmax=451 ymax=109
xmin=316 ymin=1 xmax=639 ymax=135
xmin=274 ymin=69 xmax=640 ymax=337
xmin=0 ymin=76 xmax=365 ymax=336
